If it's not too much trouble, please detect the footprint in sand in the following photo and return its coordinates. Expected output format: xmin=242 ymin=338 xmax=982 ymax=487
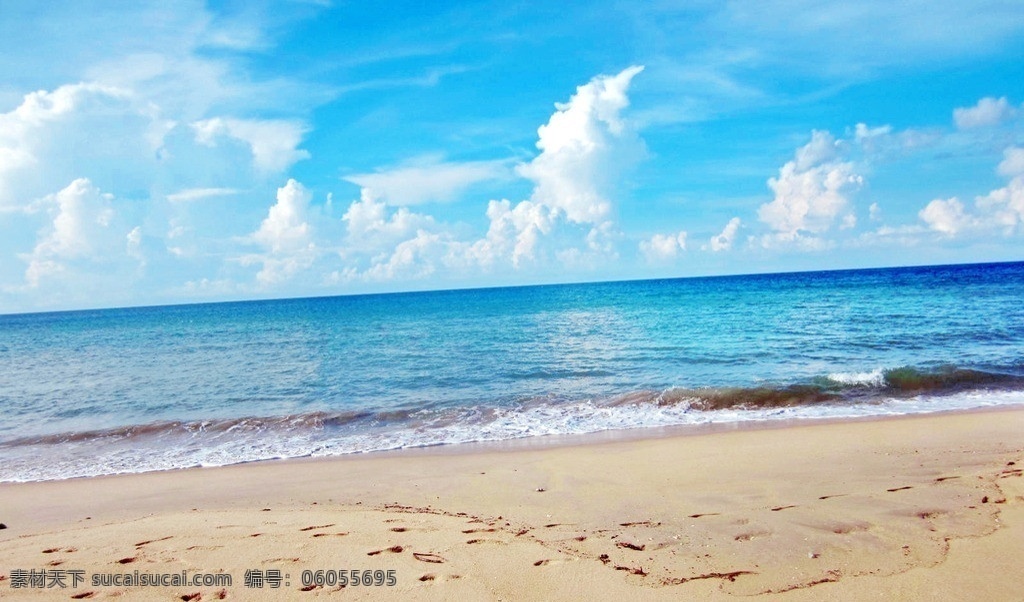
xmin=466 ymin=538 xmax=506 ymax=545
xmin=734 ymin=530 xmax=771 ymax=542
xmin=413 ymin=552 xmax=446 ymax=564
xmin=367 ymin=545 xmax=404 ymax=556
xmin=418 ymin=573 xmax=461 ymax=582
xmin=135 ymin=536 xmax=173 ymax=547
xmin=299 ymin=523 xmax=335 ymax=532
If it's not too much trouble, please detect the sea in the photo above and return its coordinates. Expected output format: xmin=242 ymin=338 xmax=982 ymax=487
xmin=2 ymin=261 xmax=1024 ymax=482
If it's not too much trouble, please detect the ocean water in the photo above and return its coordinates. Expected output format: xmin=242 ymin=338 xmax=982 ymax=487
xmin=2 ymin=261 xmax=1024 ymax=482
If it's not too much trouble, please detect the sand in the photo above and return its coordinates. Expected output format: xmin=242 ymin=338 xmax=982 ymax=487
xmin=1 ymin=408 xmax=1023 ymax=600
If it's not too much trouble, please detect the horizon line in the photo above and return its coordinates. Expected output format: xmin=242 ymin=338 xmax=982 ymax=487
xmin=3 ymin=258 xmax=1021 ymax=319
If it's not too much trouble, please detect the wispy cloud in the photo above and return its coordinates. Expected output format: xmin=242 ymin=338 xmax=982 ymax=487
xmin=167 ymin=188 xmax=240 ymax=203
xmin=345 ymin=157 xmax=512 ymax=206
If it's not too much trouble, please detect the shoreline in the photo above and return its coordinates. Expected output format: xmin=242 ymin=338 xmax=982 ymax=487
xmin=5 ymin=401 xmax=1024 ymax=486
xmin=2 ymin=408 xmax=1023 ymax=599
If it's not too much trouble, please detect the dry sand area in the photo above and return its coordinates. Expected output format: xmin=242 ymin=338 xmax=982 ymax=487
xmin=2 ymin=408 xmax=1023 ymax=600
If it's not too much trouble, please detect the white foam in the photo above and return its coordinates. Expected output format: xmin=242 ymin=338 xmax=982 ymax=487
xmin=827 ymin=368 xmax=886 ymax=386
xmin=3 ymin=388 xmax=1024 ymax=482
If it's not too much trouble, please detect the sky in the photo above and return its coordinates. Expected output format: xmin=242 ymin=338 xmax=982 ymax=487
xmin=1 ymin=0 xmax=1023 ymax=313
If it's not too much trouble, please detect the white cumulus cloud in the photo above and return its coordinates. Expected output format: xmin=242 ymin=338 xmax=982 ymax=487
xmin=363 ymin=230 xmax=449 ymax=282
xmin=639 ymin=231 xmax=687 ymax=262
xmin=919 ymin=197 xmax=971 ymax=235
xmin=471 ymin=199 xmax=558 ymax=269
xmin=709 ymin=217 xmax=741 ymax=252
xmin=953 ymin=97 xmax=1018 ymax=129
xmin=192 ymin=117 xmax=310 ymax=173
xmin=758 ymin=130 xmax=862 ymax=245
xmin=341 ymin=188 xmax=436 ymax=249
xmin=20 ymin=178 xmax=140 ymax=296
xmin=516 ymin=65 xmax=645 ymax=225
xmin=253 ymin=179 xmax=314 ymax=253
xmin=0 ymin=83 xmax=163 ymax=211
xmin=998 ymin=146 xmax=1024 ymax=178
xmin=975 ymin=147 xmax=1024 ymax=232
xmin=246 ymin=179 xmax=316 ymax=285
xmin=919 ymin=147 xmax=1024 ymax=236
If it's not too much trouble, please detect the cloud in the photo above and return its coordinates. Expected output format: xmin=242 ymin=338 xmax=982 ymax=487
xmin=757 ymin=130 xmax=862 ymax=244
xmin=126 ymin=226 xmax=144 ymax=263
xmin=434 ymin=66 xmax=648 ymax=274
xmin=253 ymin=179 xmax=313 ymax=253
xmin=640 ymin=231 xmax=687 ymax=262
xmin=344 ymin=158 xmax=510 ymax=206
xmin=166 ymin=187 xmax=240 ymax=203
xmin=247 ymin=179 xmax=316 ymax=285
xmin=24 ymin=179 xmax=113 ymax=285
xmin=919 ymin=146 xmax=1024 ymax=236
xmin=998 ymin=146 xmax=1024 ymax=177
xmin=0 ymin=79 xmax=305 ymax=219
xmin=20 ymin=178 xmax=140 ymax=294
xmin=0 ymin=83 xmax=166 ymax=211
xmin=363 ymin=230 xmax=449 ymax=281
xmin=192 ymin=117 xmax=310 ymax=173
xmin=516 ymin=65 xmax=645 ymax=224
xmin=469 ymin=199 xmax=558 ymax=269
xmin=708 ymin=217 xmax=741 ymax=252
xmin=975 ymin=147 xmax=1024 ymax=231
xmin=853 ymin=123 xmax=893 ymax=144
xmin=341 ymin=189 xmax=435 ymax=246
xmin=953 ymin=96 xmax=1018 ymax=129
xmin=919 ymin=197 xmax=971 ymax=235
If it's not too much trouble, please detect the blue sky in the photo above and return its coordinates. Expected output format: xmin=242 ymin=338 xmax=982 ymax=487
xmin=1 ymin=0 xmax=1023 ymax=313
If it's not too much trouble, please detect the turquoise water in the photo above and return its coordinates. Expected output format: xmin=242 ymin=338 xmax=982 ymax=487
xmin=2 ymin=261 xmax=1024 ymax=481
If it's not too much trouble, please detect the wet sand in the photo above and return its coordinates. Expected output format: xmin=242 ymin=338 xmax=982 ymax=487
xmin=1 ymin=408 xmax=1023 ymax=600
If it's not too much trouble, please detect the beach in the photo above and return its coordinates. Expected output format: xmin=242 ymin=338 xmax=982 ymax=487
xmin=2 ymin=408 xmax=1022 ymax=600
